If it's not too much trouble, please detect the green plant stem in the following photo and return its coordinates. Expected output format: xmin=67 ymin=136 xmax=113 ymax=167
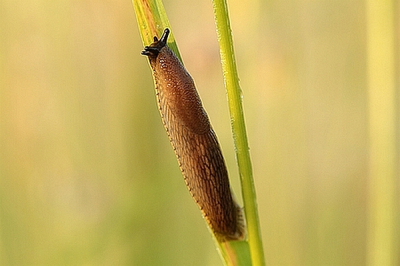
xmin=366 ymin=0 xmax=397 ymax=265
xmin=212 ymin=0 xmax=265 ymax=265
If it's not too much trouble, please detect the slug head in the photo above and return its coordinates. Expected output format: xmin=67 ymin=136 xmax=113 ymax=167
xmin=141 ymin=28 xmax=170 ymax=59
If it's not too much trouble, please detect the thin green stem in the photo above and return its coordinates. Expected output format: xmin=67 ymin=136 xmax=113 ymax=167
xmin=212 ymin=0 xmax=265 ymax=265
xmin=366 ymin=0 xmax=397 ymax=265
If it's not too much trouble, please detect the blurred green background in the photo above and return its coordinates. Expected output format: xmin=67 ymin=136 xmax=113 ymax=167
xmin=1 ymin=0 xmax=398 ymax=265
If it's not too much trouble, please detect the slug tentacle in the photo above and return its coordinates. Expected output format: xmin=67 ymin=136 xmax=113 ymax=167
xmin=142 ymin=28 xmax=245 ymax=241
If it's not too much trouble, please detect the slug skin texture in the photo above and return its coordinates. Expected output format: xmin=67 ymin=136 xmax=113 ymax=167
xmin=142 ymin=28 xmax=245 ymax=241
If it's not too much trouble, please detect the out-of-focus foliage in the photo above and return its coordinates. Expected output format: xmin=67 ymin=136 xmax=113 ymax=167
xmin=0 ymin=0 xmax=398 ymax=265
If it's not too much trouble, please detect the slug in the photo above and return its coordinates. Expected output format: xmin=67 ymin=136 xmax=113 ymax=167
xmin=142 ymin=28 xmax=245 ymax=241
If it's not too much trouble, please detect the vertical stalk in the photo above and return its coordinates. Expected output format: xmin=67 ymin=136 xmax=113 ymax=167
xmin=366 ymin=0 xmax=397 ymax=265
xmin=212 ymin=0 xmax=265 ymax=265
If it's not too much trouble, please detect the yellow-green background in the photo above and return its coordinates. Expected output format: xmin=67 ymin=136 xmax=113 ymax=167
xmin=0 ymin=0 xmax=398 ymax=265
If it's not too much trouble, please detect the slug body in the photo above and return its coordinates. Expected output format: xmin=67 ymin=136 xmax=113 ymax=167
xmin=142 ymin=29 xmax=245 ymax=241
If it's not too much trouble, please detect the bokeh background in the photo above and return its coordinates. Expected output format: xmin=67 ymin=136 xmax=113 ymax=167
xmin=1 ymin=0 xmax=399 ymax=265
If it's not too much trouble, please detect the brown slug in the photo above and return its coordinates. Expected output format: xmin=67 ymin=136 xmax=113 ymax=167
xmin=142 ymin=28 xmax=245 ymax=241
